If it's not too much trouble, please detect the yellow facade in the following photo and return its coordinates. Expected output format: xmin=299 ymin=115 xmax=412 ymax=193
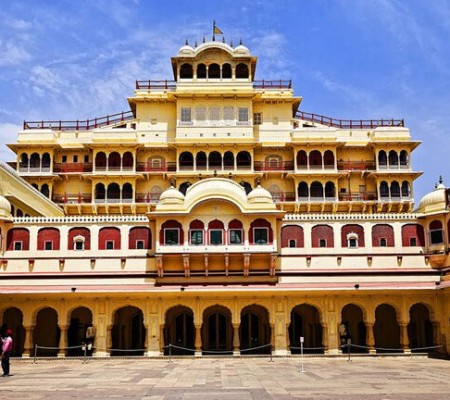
xmin=0 ymin=38 xmax=449 ymax=358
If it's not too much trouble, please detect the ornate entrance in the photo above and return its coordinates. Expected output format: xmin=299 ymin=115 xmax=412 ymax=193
xmin=111 ymin=306 xmax=145 ymax=356
xmin=289 ymin=304 xmax=324 ymax=354
xmin=239 ymin=305 xmax=270 ymax=354
xmin=68 ymin=307 xmax=93 ymax=356
xmin=164 ymin=306 xmax=195 ymax=355
xmin=202 ymin=305 xmax=232 ymax=354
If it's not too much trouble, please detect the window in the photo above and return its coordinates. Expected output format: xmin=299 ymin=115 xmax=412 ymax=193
xmin=14 ymin=241 xmax=23 ymax=251
xmin=136 ymin=240 xmax=145 ymax=250
xmin=195 ymin=106 xmax=206 ymax=121
xmin=254 ymin=228 xmax=268 ymax=244
xmin=348 ymin=238 xmax=358 ymax=248
xmin=73 ymin=155 xmax=78 ymax=163
xmin=223 ymin=107 xmax=234 ymax=122
xmin=229 ymin=229 xmax=243 ymax=244
xmin=209 ymin=230 xmax=223 ymax=245
xmin=288 ymin=239 xmax=296 ymax=248
xmin=379 ymin=238 xmax=387 ymax=247
xmin=410 ymin=237 xmax=417 ymax=247
xmin=106 ymin=240 xmax=114 ymax=250
xmin=84 ymin=155 xmax=89 ymax=163
xmin=253 ymin=112 xmax=262 ymax=125
xmin=319 ymin=239 xmax=327 ymax=248
xmin=210 ymin=107 xmax=220 ymax=121
xmin=75 ymin=241 xmax=84 ymax=251
xmin=190 ymin=230 xmax=203 ymax=245
xmin=181 ymin=107 xmax=191 ymax=123
xmin=164 ymin=229 xmax=180 ymax=245
xmin=238 ymin=107 xmax=249 ymax=124
xmin=44 ymin=241 xmax=53 ymax=251
xmin=62 ymin=155 xmax=67 ymax=163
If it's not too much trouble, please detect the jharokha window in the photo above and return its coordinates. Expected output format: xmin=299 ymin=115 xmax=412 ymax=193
xmin=164 ymin=229 xmax=180 ymax=245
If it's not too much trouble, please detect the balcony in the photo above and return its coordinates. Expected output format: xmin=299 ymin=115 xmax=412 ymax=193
xmin=178 ymin=163 xmax=252 ymax=172
xmin=53 ymin=163 xmax=93 ymax=173
xmin=296 ymin=164 xmax=335 ymax=171
xmin=298 ymin=196 xmax=337 ymax=202
xmin=379 ymin=196 xmax=412 ymax=202
xmin=136 ymin=162 xmax=176 ymax=173
xmin=135 ymin=193 xmax=161 ymax=203
xmin=378 ymin=163 xmax=410 ymax=171
xmin=253 ymin=80 xmax=292 ymax=89
xmin=338 ymin=192 xmax=377 ymax=201
xmin=18 ymin=165 xmax=51 ymax=174
xmin=94 ymin=166 xmax=134 ymax=173
xmin=53 ymin=193 xmax=92 ymax=204
xmin=271 ymin=192 xmax=296 ymax=202
xmin=254 ymin=161 xmax=294 ymax=172
xmin=337 ymin=161 xmax=376 ymax=171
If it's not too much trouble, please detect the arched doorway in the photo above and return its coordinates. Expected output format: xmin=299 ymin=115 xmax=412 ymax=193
xmin=374 ymin=304 xmax=401 ymax=353
xmin=202 ymin=305 xmax=232 ymax=354
xmin=239 ymin=305 xmax=271 ymax=354
xmin=111 ymin=306 xmax=145 ymax=356
xmin=164 ymin=306 xmax=195 ymax=355
xmin=408 ymin=303 xmax=434 ymax=352
xmin=33 ymin=307 xmax=60 ymax=357
xmin=67 ymin=307 xmax=93 ymax=356
xmin=289 ymin=304 xmax=324 ymax=354
xmin=340 ymin=304 xmax=367 ymax=353
xmin=1 ymin=307 xmax=25 ymax=356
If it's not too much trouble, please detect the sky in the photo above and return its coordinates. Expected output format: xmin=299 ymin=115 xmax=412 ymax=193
xmin=1 ymin=0 xmax=449 ymax=202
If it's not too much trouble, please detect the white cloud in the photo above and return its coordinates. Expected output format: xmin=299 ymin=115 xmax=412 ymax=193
xmin=0 ymin=123 xmax=20 ymax=162
xmin=0 ymin=40 xmax=31 ymax=66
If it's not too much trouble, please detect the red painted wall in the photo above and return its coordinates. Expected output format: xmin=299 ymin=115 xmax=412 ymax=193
xmin=98 ymin=227 xmax=121 ymax=250
xmin=311 ymin=225 xmax=334 ymax=248
xmin=341 ymin=224 xmax=365 ymax=247
xmin=401 ymin=224 xmax=425 ymax=246
xmin=281 ymin=225 xmax=304 ymax=248
xmin=128 ymin=227 xmax=151 ymax=249
xmin=6 ymin=228 xmax=30 ymax=251
xmin=68 ymin=227 xmax=91 ymax=250
xmin=372 ymin=224 xmax=395 ymax=247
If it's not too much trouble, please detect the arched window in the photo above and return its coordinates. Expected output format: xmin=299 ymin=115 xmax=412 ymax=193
xmin=20 ymin=153 xmax=29 ymax=169
xmin=268 ymin=184 xmax=281 ymax=202
xmin=7 ymin=228 xmax=30 ymax=251
xmin=236 ymin=63 xmax=249 ymax=79
xmin=341 ymin=224 xmax=365 ymax=248
xmin=311 ymin=225 xmax=334 ymax=248
xmin=401 ymin=181 xmax=410 ymax=197
xmin=309 ymin=150 xmax=322 ymax=168
xmin=208 ymin=151 xmax=222 ymax=169
xmin=196 ymin=152 xmax=207 ymax=170
xmin=122 ymin=152 xmax=133 ymax=170
xmin=298 ymin=182 xmax=308 ymax=199
xmin=222 ymin=63 xmax=232 ymax=78
xmin=32 ymin=183 xmax=39 ymax=190
xmin=99 ymin=227 xmax=121 ymax=250
xmin=297 ymin=150 xmax=307 ymax=168
xmin=229 ymin=219 xmax=243 ymax=244
xmin=122 ymin=183 xmax=133 ymax=201
xmin=161 ymin=220 xmax=183 ymax=245
xmin=208 ymin=220 xmax=225 ymax=245
xmin=95 ymin=183 xmax=106 ymax=201
xmin=223 ymin=151 xmax=234 ymax=169
xmin=189 ymin=220 xmax=204 ymax=245
xmin=380 ymin=181 xmax=389 ymax=198
xmin=108 ymin=152 xmax=121 ymax=170
xmin=324 ymin=182 xmax=335 ymax=199
xmin=41 ymin=153 xmax=51 ymax=169
xmin=107 ymin=183 xmax=120 ymax=201
xmin=129 ymin=227 xmax=151 ymax=250
xmin=95 ymin=152 xmax=106 ymax=169
xmin=429 ymin=220 xmax=444 ymax=245
xmin=378 ymin=150 xmax=387 ymax=167
xmin=390 ymin=181 xmax=400 ymax=198
xmin=30 ymin=153 xmax=40 ymax=169
xmin=281 ymin=225 xmax=304 ymax=248
xmin=180 ymin=63 xmax=193 ymax=79
xmin=372 ymin=224 xmax=395 ymax=247
xmin=310 ymin=181 xmax=324 ymax=199
xmin=249 ymin=219 xmax=273 ymax=245
xmin=37 ymin=228 xmax=60 ymax=251
xmin=388 ymin=150 xmax=399 ymax=167
xmin=323 ymin=150 xmax=334 ymax=168
xmin=68 ymin=227 xmax=91 ymax=250
xmin=208 ymin=63 xmax=220 ymax=79
xmin=197 ymin=63 xmax=206 ymax=79
xmin=236 ymin=151 xmax=251 ymax=169
xmin=399 ymin=150 xmax=408 ymax=167
xmin=40 ymin=183 xmax=50 ymax=198
xmin=179 ymin=152 xmax=194 ymax=170
xmin=401 ymin=224 xmax=425 ymax=247
xmin=179 ymin=182 xmax=191 ymax=196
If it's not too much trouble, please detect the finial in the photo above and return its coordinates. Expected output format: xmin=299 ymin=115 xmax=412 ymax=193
xmin=230 ymin=40 xmax=233 ymax=47
xmin=170 ymin=178 xmax=175 ymax=187
xmin=222 ymin=36 xmax=225 ymax=43
xmin=256 ymin=177 xmax=261 ymax=186
xmin=239 ymin=37 xmax=243 ymax=45
xmin=185 ymin=38 xmax=189 ymax=46
xmin=435 ymin=182 xmax=438 ymax=189
xmin=203 ymin=36 xmax=206 ymax=43
xmin=194 ymin=40 xmax=198 ymax=47
xmin=439 ymin=175 xmax=443 ymax=184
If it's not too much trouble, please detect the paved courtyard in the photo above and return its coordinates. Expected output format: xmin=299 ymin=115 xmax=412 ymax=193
xmin=0 ymin=356 xmax=449 ymax=399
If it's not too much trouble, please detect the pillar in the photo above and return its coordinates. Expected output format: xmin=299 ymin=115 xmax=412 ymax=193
xmin=270 ymin=323 xmax=275 ymax=352
xmin=159 ymin=324 xmax=165 ymax=354
xmin=322 ymin=323 xmax=329 ymax=354
xmin=233 ymin=323 xmax=240 ymax=356
xmin=366 ymin=322 xmax=376 ymax=354
xmin=146 ymin=315 xmax=161 ymax=357
xmin=106 ymin=325 xmax=113 ymax=356
xmin=22 ymin=325 xmax=35 ymax=358
xmin=286 ymin=323 xmax=291 ymax=355
xmin=195 ymin=324 xmax=202 ymax=356
xmin=400 ymin=323 xmax=410 ymax=353
xmin=58 ymin=325 xmax=68 ymax=357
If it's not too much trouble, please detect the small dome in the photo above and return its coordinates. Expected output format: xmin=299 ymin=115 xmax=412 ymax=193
xmin=159 ymin=185 xmax=185 ymax=205
xmin=233 ymin=44 xmax=250 ymax=55
xmin=177 ymin=45 xmax=195 ymax=56
xmin=417 ymin=183 xmax=447 ymax=214
xmin=247 ymin=185 xmax=273 ymax=204
xmin=0 ymin=194 xmax=12 ymax=220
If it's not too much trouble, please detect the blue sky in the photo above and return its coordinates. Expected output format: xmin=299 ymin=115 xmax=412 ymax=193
xmin=1 ymin=0 xmax=449 ymax=202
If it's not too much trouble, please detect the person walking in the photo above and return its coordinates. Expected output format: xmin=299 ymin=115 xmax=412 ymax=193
xmin=1 ymin=329 xmax=13 ymax=377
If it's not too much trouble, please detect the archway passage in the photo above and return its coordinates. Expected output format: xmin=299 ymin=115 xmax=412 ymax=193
xmin=408 ymin=303 xmax=434 ymax=352
xmin=202 ymin=305 xmax=232 ymax=354
xmin=111 ymin=306 xmax=146 ymax=356
xmin=1 ymin=307 xmax=25 ymax=356
xmin=164 ymin=306 xmax=195 ymax=355
xmin=33 ymin=307 xmax=60 ymax=357
xmin=239 ymin=305 xmax=271 ymax=354
xmin=340 ymin=304 xmax=367 ymax=353
xmin=374 ymin=304 xmax=401 ymax=353
xmin=289 ymin=304 xmax=324 ymax=354
xmin=67 ymin=307 xmax=93 ymax=356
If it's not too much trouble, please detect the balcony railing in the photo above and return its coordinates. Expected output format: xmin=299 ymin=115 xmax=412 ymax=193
xmin=379 ymin=195 xmax=412 ymax=202
xmin=18 ymin=165 xmax=51 ymax=173
xmin=298 ymin=196 xmax=337 ymax=202
xmin=378 ymin=163 xmax=410 ymax=170
xmin=296 ymin=111 xmax=404 ymax=129
xmin=253 ymin=80 xmax=292 ymax=89
xmin=53 ymin=163 xmax=93 ymax=173
xmin=254 ymin=161 xmax=294 ymax=172
xmin=136 ymin=80 xmax=176 ymax=90
xmin=53 ymin=193 xmax=92 ymax=204
xmin=136 ymin=162 xmax=176 ymax=172
xmin=296 ymin=164 xmax=335 ymax=170
xmin=337 ymin=161 xmax=376 ymax=171
xmin=338 ymin=192 xmax=377 ymax=201
xmin=23 ymin=111 xmax=134 ymax=131
xmin=178 ymin=163 xmax=252 ymax=171
xmin=135 ymin=193 xmax=161 ymax=203
xmin=271 ymin=192 xmax=296 ymax=202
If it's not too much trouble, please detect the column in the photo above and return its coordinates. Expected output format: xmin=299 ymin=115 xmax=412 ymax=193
xmin=400 ymin=322 xmax=410 ymax=353
xmin=195 ymin=324 xmax=202 ymax=356
xmin=58 ymin=325 xmax=68 ymax=357
xmin=106 ymin=325 xmax=113 ymax=356
xmin=322 ymin=323 xmax=329 ymax=354
xmin=366 ymin=322 xmax=376 ymax=354
xmin=286 ymin=324 xmax=291 ymax=355
xmin=432 ymin=321 xmax=440 ymax=347
xmin=270 ymin=323 xmax=275 ymax=353
xmin=233 ymin=323 xmax=240 ymax=356
xmin=22 ymin=325 xmax=35 ymax=358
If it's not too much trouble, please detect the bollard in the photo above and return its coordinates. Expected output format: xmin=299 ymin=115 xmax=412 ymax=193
xmin=347 ymin=339 xmax=352 ymax=362
xmin=300 ymin=337 xmax=305 ymax=373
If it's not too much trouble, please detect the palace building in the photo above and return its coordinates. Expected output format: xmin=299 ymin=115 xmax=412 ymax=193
xmin=0 ymin=35 xmax=449 ymax=358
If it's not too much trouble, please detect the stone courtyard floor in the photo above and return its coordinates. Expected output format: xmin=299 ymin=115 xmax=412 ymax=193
xmin=0 ymin=356 xmax=449 ymax=399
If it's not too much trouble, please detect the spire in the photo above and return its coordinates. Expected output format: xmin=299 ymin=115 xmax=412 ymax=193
xmin=185 ymin=38 xmax=189 ymax=46
xmin=202 ymin=36 xmax=206 ymax=43
xmin=222 ymin=36 xmax=225 ymax=43
xmin=194 ymin=40 xmax=198 ymax=47
xmin=439 ymin=175 xmax=443 ymax=184
xmin=230 ymin=40 xmax=233 ymax=47
xmin=239 ymin=37 xmax=243 ymax=45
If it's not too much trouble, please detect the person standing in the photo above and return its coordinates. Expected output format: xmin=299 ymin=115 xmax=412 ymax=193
xmin=1 ymin=329 xmax=13 ymax=377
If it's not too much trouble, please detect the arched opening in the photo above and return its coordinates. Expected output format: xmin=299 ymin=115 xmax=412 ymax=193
xmin=164 ymin=306 xmax=195 ymax=355
xmin=202 ymin=305 xmax=233 ymax=354
xmin=20 ymin=153 xmax=29 ymax=169
xmin=378 ymin=150 xmax=387 ymax=166
xmin=388 ymin=150 xmax=399 ymax=167
xmin=34 ymin=307 xmax=60 ymax=357
xmin=223 ymin=151 xmax=234 ymax=169
xmin=222 ymin=63 xmax=232 ymax=78
xmin=122 ymin=183 xmax=133 ymax=201
xmin=129 ymin=227 xmax=151 ymax=250
xmin=281 ymin=225 xmax=304 ymax=248
xmin=240 ymin=181 xmax=252 ymax=195
xmin=236 ymin=151 xmax=251 ymax=169
xmin=32 ymin=183 xmax=39 ymax=190
xmin=41 ymin=153 xmax=51 ymax=169
xmin=401 ymin=181 xmax=410 ymax=197
xmin=311 ymin=225 xmax=334 ymax=248
xmin=179 ymin=151 xmax=194 ymax=170
xmin=37 ymin=227 xmax=60 ymax=251
xmin=197 ymin=63 xmax=207 ymax=79
xmin=340 ymin=304 xmax=367 ymax=353
xmin=1 ymin=307 xmax=25 ymax=356
xmin=298 ymin=181 xmax=308 ymax=199
xmin=429 ymin=220 xmax=444 ymax=245
xmin=179 ymin=182 xmax=191 ymax=196
xmin=240 ymin=305 xmax=271 ymax=354
xmin=324 ymin=181 xmax=335 ymax=199
xmin=95 ymin=152 xmax=106 ymax=170
xmin=289 ymin=304 xmax=324 ymax=354
xmin=122 ymin=152 xmax=133 ymax=170
xmin=399 ymin=150 xmax=408 ymax=166
xmin=296 ymin=150 xmax=307 ymax=168
xmin=7 ymin=227 xmax=30 ymax=251
xmin=108 ymin=152 xmax=121 ymax=170
xmin=68 ymin=227 xmax=91 ymax=250
xmin=309 ymin=150 xmax=322 ymax=168
xmin=99 ymin=227 xmax=121 ymax=250
xmin=208 ymin=219 xmax=225 ymax=245
xmin=111 ymin=306 xmax=145 ymax=356
xmin=249 ymin=219 xmax=273 ymax=245
xmin=341 ymin=224 xmax=365 ymax=248
xmin=30 ymin=152 xmax=40 ymax=169
xmin=380 ymin=181 xmax=389 ymax=198
xmin=107 ymin=183 xmax=121 ymax=201
xmin=408 ymin=303 xmax=434 ymax=352
xmin=94 ymin=183 xmax=106 ymax=201
xmin=180 ymin=63 xmax=193 ymax=79
xmin=310 ymin=181 xmax=324 ymax=199
xmin=189 ymin=219 xmax=204 ymax=245
xmin=41 ymin=183 xmax=50 ymax=198
xmin=374 ymin=304 xmax=401 ymax=353
xmin=236 ymin=63 xmax=249 ymax=79
xmin=229 ymin=219 xmax=244 ymax=244
xmin=67 ymin=307 xmax=93 ymax=356
xmin=390 ymin=181 xmax=400 ymax=198
xmin=401 ymin=224 xmax=425 ymax=247
xmin=196 ymin=151 xmax=207 ymax=170
xmin=208 ymin=63 xmax=220 ymax=79
xmin=161 ymin=220 xmax=184 ymax=245
xmin=208 ymin=151 xmax=222 ymax=169
xmin=323 ymin=150 xmax=334 ymax=168
xmin=372 ymin=224 xmax=395 ymax=247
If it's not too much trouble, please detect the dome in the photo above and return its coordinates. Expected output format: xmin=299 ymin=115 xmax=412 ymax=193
xmin=233 ymin=44 xmax=250 ymax=55
xmin=417 ymin=183 xmax=447 ymax=214
xmin=247 ymin=185 xmax=273 ymax=204
xmin=158 ymin=185 xmax=185 ymax=205
xmin=177 ymin=45 xmax=195 ymax=56
xmin=0 ymin=194 xmax=12 ymax=220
